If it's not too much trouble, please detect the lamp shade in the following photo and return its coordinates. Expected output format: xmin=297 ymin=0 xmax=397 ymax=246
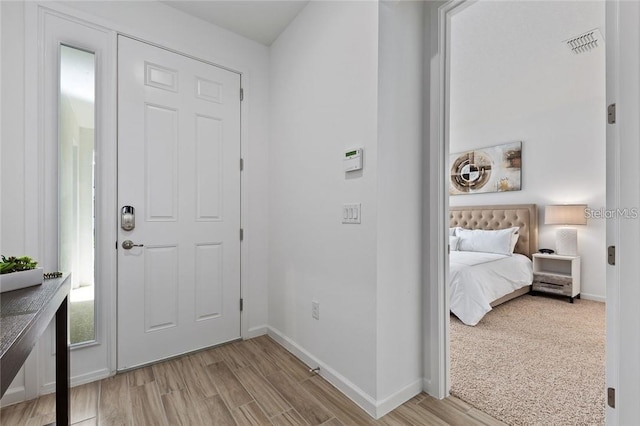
xmin=545 ymin=204 xmax=587 ymax=225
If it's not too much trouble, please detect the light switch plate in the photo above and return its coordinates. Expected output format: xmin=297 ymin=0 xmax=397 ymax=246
xmin=342 ymin=204 xmax=361 ymax=224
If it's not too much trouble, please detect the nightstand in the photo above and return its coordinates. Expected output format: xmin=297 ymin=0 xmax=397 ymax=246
xmin=532 ymin=254 xmax=581 ymax=303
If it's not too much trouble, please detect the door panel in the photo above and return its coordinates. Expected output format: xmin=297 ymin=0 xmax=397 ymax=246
xmin=195 ymin=243 xmax=223 ymax=321
xmin=144 ymin=245 xmax=179 ymax=332
xmin=117 ymin=36 xmax=241 ymax=369
xmin=145 ymin=104 xmax=178 ymax=220
xmin=196 ymin=115 xmax=223 ymax=220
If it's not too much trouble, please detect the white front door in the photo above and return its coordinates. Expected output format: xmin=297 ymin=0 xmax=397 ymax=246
xmin=117 ymin=36 xmax=242 ymax=369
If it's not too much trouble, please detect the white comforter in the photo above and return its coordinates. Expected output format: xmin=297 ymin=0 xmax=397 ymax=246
xmin=450 ymin=251 xmax=533 ymax=326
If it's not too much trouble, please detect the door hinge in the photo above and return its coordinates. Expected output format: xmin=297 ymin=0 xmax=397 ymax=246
xmin=240 ymin=228 xmax=244 ymax=241
xmin=240 ymin=158 xmax=244 ymax=171
xmin=240 ymin=88 xmax=244 ymax=102
xmin=240 ymin=298 xmax=244 ymax=312
xmin=608 ymin=387 xmax=616 ymax=408
xmin=608 ymin=103 xmax=616 ymax=124
xmin=115 ymin=241 xmax=118 ymax=250
xmin=608 ymin=245 xmax=616 ymax=266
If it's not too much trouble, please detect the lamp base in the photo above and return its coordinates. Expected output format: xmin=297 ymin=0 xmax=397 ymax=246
xmin=556 ymin=228 xmax=578 ymax=256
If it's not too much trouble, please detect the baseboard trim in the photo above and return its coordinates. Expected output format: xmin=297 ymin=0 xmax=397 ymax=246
xmin=422 ymin=377 xmax=433 ymax=395
xmin=2 ymin=368 xmax=117 ymax=407
xmin=421 ymin=377 xmax=447 ymax=400
xmin=0 ymin=386 xmax=26 ymax=408
xmin=245 ymin=324 xmax=268 ymax=339
xmin=267 ymin=326 xmax=378 ymax=417
xmin=41 ymin=368 xmax=112 ymax=394
xmin=580 ymin=293 xmax=605 ymax=303
xmin=266 ymin=326 xmax=422 ymax=419
xmin=375 ymin=378 xmax=424 ymax=418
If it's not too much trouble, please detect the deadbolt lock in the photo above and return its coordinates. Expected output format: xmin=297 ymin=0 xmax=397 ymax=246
xmin=121 ymin=206 xmax=136 ymax=231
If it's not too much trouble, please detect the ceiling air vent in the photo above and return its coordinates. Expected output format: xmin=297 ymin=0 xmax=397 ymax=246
xmin=564 ymin=29 xmax=603 ymax=55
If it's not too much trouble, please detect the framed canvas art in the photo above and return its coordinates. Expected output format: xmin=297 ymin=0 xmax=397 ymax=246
xmin=450 ymin=141 xmax=522 ymax=195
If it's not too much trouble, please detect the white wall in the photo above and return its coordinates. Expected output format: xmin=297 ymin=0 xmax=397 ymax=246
xmin=376 ymin=0 xmax=424 ymax=405
xmin=449 ymin=1 xmax=606 ymax=300
xmin=0 ymin=0 xmax=269 ymax=403
xmin=268 ymin=0 xmax=425 ymax=416
xmin=268 ymin=0 xmax=380 ymax=401
xmin=0 ymin=1 xmax=33 ymax=405
xmin=1 ymin=1 xmax=26 ymax=261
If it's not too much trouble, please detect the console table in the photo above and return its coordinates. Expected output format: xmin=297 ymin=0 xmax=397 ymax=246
xmin=1 ymin=274 xmax=70 ymax=424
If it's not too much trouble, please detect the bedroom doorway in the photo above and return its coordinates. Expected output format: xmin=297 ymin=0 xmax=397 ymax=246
xmin=437 ymin=1 xmax=608 ymax=424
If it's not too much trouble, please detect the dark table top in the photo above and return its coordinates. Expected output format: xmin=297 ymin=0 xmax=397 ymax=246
xmin=0 ymin=274 xmax=70 ymax=397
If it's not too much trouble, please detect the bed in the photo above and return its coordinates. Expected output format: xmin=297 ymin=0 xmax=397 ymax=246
xmin=449 ymin=204 xmax=538 ymax=326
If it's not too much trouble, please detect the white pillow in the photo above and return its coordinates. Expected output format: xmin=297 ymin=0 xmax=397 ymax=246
xmin=449 ymin=227 xmax=457 ymax=236
xmin=449 ymin=236 xmax=460 ymax=251
xmin=457 ymin=227 xmax=519 ymax=256
xmin=510 ymin=232 xmax=520 ymax=254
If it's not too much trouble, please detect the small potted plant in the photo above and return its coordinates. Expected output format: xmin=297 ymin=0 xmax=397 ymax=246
xmin=0 ymin=255 xmax=44 ymax=293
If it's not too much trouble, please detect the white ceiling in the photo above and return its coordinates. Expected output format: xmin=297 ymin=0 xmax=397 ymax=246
xmin=162 ymin=1 xmax=309 ymax=46
xmin=450 ymin=0 xmax=605 ymax=127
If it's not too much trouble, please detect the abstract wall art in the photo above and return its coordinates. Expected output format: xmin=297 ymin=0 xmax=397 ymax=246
xmin=450 ymin=141 xmax=522 ymax=195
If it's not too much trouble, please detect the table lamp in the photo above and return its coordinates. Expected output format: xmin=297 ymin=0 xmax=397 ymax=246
xmin=545 ymin=204 xmax=587 ymax=256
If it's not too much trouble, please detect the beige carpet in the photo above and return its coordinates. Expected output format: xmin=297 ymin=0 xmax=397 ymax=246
xmin=450 ymin=294 xmax=605 ymax=426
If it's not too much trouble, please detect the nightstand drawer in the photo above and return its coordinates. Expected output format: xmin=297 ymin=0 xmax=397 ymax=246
xmin=532 ymin=254 xmax=580 ymax=302
xmin=533 ymin=273 xmax=573 ymax=296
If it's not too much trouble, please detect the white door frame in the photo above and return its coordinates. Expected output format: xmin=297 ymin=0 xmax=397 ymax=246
xmin=19 ymin=1 xmax=251 ymax=400
xmin=426 ymin=0 xmax=473 ymax=399
xmin=24 ymin=3 xmax=118 ymax=395
xmin=605 ymin=1 xmax=640 ymax=423
xmin=429 ymin=1 xmax=626 ymax=418
xmin=604 ymin=3 xmax=620 ymax=424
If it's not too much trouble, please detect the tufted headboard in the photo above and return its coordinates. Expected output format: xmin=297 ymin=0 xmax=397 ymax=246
xmin=449 ymin=204 xmax=538 ymax=258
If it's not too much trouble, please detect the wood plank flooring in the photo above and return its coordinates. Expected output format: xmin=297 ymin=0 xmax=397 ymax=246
xmin=0 ymin=336 xmax=505 ymax=425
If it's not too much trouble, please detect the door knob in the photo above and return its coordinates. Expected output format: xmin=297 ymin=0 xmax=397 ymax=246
xmin=122 ymin=240 xmax=144 ymax=250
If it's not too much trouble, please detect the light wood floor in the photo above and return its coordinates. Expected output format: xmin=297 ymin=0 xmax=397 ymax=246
xmin=0 ymin=336 xmax=505 ymax=425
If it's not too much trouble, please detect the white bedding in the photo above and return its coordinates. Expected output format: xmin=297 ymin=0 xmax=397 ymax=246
xmin=450 ymin=251 xmax=533 ymax=326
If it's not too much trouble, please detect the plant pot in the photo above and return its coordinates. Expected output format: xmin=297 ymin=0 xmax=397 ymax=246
xmin=0 ymin=268 xmax=44 ymax=293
